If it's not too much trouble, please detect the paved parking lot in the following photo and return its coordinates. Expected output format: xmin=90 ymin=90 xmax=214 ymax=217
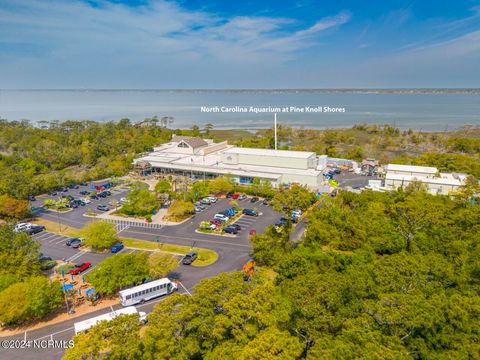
xmin=33 ymin=231 xmax=111 ymax=269
xmin=34 ymin=185 xmax=131 ymax=228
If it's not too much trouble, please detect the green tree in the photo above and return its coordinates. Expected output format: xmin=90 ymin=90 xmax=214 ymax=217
xmin=87 ymin=252 xmax=149 ymax=295
xmin=81 ymin=221 xmax=118 ymax=251
xmin=63 ymin=314 xmax=143 ymax=360
xmin=167 ymin=200 xmax=194 ymax=221
xmin=0 ymin=276 xmax=63 ymax=325
xmin=154 ymin=179 xmax=171 ymax=194
xmin=209 ymin=176 xmax=234 ymax=194
xmin=121 ymin=187 xmax=159 ymax=216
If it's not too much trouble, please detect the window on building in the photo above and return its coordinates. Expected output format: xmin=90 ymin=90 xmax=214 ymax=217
xmin=178 ymin=142 xmax=189 ymax=148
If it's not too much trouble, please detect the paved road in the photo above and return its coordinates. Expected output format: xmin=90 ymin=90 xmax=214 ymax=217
xmin=1 ymin=194 xmax=282 ymax=360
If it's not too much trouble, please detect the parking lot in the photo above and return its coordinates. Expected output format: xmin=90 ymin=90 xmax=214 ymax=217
xmin=34 ymin=184 xmax=131 ymax=228
xmin=33 ymin=231 xmax=112 ymax=270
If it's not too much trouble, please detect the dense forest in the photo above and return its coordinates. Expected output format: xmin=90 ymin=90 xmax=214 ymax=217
xmin=1 ymin=120 xmax=479 ymax=203
xmin=64 ymin=185 xmax=479 ymax=359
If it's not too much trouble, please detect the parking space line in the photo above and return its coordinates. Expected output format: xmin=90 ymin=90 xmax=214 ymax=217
xmin=48 ymin=236 xmax=65 ymax=243
xmin=65 ymin=251 xmax=87 ymax=263
xmin=38 ymin=233 xmax=59 ymax=242
xmin=54 ymin=238 xmax=69 ymax=245
xmin=31 ymin=327 xmax=75 ymax=342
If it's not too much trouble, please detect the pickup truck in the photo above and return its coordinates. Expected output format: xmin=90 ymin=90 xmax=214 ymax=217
xmin=69 ymin=262 xmax=91 ymax=275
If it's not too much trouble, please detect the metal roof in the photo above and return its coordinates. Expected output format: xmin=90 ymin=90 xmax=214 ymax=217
xmin=223 ymin=147 xmax=315 ymax=159
xmin=386 ymin=164 xmax=437 ymax=174
xmin=171 ymin=135 xmax=208 ymax=149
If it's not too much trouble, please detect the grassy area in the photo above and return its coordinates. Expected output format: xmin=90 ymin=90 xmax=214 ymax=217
xmin=122 ymin=238 xmax=218 ymax=267
xmin=32 ymin=217 xmax=81 ymax=237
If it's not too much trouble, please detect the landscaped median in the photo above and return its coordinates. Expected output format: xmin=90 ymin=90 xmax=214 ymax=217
xmin=121 ymin=238 xmax=218 ymax=267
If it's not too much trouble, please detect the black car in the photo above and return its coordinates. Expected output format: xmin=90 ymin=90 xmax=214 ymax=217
xmin=38 ymin=255 xmax=52 ymax=261
xmin=25 ymin=225 xmax=46 ymax=235
xmin=243 ymin=208 xmax=258 ymax=216
xmin=28 ymin=196 xmax=36 ymax=201
xmin=47 ymin=190 xmax=57 ymax=196
xmin=250 ymin=197 xmax=259 ymax=203
xmin=62 ymin=194 xmax=74 ymax=201
xmin=79 ymin=190 xmax=90 ymax=195
xmin=230 ymin=223 xmax=241 ymax=231
xmin=104 ymin=190 xmax=111 ymax=196
xmin=223 ymin=225 xmax=238 ymax=234
xmin=90 ymin=194 xmax=99 ymax=200
xmin=226 ymin=192 xmax=233 ymax=198
xmin=98 ymin=192 xmax=107 ymax=198
xmin=182 ymin=251 xmax=198 ymax=265
xmin=79 ymin=181 xmax=88 ymax=186
xmin=61 ymin=187 xmax=68 ymax=193
xmin=66 ymin=237 xmax=82 ymax=246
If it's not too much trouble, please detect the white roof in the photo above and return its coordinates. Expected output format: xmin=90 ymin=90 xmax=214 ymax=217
xmin=223 ymin=147 xmax=315 ymax=159
xmin=386 ymin=164 xmax=437 ymax=174
xmin=119 ymin=278 xmax=171 ymax=297
xmin=385 ymin=173 xmax=462 ymax=186
xmin=74 ymin=306 xmax=138 ymax=334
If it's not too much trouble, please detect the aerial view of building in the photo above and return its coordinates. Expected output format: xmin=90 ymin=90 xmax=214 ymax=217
xmin=134 ymin=135 xmax=328 ymax=189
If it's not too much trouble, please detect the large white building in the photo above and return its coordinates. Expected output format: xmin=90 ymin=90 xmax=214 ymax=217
xmin=134 ymin=135 xmax=328 ymax=189
xmin=384 ymin=164 xmax=467 ymax=195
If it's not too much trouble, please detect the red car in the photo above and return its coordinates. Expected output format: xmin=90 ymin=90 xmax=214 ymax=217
xmin=231 ymin=193 xmax=240 ymax=199
xmin=210 ymin=219 xmax=222 ymax=226
xmin=69 ymin=262 xmax=91 ymax=275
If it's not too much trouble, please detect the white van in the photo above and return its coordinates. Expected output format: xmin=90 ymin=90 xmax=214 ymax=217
xmin=214 ymin=214 xmax=229 ymax=222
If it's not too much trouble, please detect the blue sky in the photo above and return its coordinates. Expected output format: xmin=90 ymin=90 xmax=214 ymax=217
xmin=0 ymin=0 xmax=479 ymax=88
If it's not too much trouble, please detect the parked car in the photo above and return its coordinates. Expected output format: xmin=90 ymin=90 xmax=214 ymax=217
xmin=262 ymin=198 xmax=270 ymax=205
xmin=200 ymin=198 xmax=211 ymax=205
xmin=243 ymin=208 xmax=258 ymax=216
xmin=182 ymin=252 xmax=198 ymax=265
xmin=47 ymin=190 xmax=57 ymax=196
xmin=61 ymin=187 xmax=68 ymax=193
xmin=275 ymin=217 xmax=288 ymax=227
xmin=25 ymin=225 xmax=46 ymax=235
xmin=98 ymin=192 xmax=107 ymax=198
xmin=226 ymin=192 xmax=234 ymax=198
xmin=214 ymin=214 xmax=229 ymax=222
xmin=111 ymin=243 xmax=124 ymax=253
xmin=194 ymin=206 xmax=202 ymax=213
xmin=206 ymin=196 xmax=217 ymax=203
xmin=195 ymin=202 xmax=206 ymax=210
xmin=230 ymin=223 xmax=241 ymax=231
xmin=104 ymin=190 xmax=112 ymax=196
xmin=38 ymin=255 xmax=53 ymax=261
xmin=66 ymin=237 xmax=82 ymax=246
xmin=208 ymin=223 xmax=217 ymax=230
xmin=71 ymin=239 xmax=84 ymax=248
xmin=238 ymin=194 xmax=247 ymax=200
xmin=68 ymin=202 xmax=78 ymax=209
xmin=97 ymin=204 xmax=110 ymax=211
xmin=79 ymin=190 xmax=90 ymax=195
xmin=250 ymin=197 xmax=259 ymax=203
xmin=210 ymin=219 xmax=222 ymax=226
xmin=119 ymin=197 xmax=128 ymax=203
xmin=231 ymin=193 xmax=240 ymax=199
xmin=14 ymin=223 xmax=32 ymax=232
xmin=79 ymin=181 xmax=88 ymax=186
xmin=90 ymin=194 xmax=99 ymax=200
xmin=28 ymin=196 xmax=36 ymax=201
xmin=81 ymin=198 xmax=91 ymax=204
xmin=223 ymin=225 xmax=238 ymax=234
xmin=68 ymin=183 xmax=79 ymax=189
xmin=69 ymin=262 xmax=91 ymax=275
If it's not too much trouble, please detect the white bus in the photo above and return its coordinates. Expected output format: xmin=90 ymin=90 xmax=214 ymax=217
xmin=74 ymin=306 xmax=146 ymax=335
xmin=119 ymin=278 xmax=177 ymax=307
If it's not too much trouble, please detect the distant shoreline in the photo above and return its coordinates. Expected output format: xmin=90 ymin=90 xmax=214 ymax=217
xmin=1 ymin=88 xmax=480 ymax=95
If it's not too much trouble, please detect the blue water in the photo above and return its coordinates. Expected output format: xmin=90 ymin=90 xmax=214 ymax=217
xmin=0 ymin=90 xmax=479 ymax=131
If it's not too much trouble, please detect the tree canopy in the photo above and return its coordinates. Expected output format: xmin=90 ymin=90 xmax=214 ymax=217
xmin=81 ymin=221 xmax=118 ymax=251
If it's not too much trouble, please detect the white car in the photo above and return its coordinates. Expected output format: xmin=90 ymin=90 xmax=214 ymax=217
xmin=81 ymin=198 xmax=91 ymax=204
xmin=14 ymin=223 xmax=32 ymax=232
xmin=214 ymin=214 xmax=229 ymax=222
xmin=207 ymin=196 xmax=217 ymax=203
xmin=209 ymin=224 xmax=217 ymax=230
xmin=120 ymin=197 xmax=128 ymax=203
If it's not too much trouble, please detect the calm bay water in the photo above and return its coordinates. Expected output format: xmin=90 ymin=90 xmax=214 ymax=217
xmin=0 ymin=90 xmax=479 ymax=131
